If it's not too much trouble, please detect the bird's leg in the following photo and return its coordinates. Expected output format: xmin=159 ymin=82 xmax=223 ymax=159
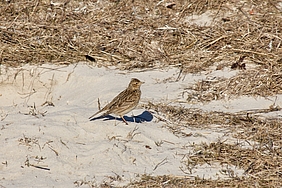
xmin=121 ymin=116 xmax=128 ymax=125
xmin=131 ymin=112 xmax=136 ymax=123
xmin=114 ymin=117 xmax=117 ymax=126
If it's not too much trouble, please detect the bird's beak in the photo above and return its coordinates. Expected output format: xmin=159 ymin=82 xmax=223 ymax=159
xmin=141 ymin=81 xmax=145 ymax=84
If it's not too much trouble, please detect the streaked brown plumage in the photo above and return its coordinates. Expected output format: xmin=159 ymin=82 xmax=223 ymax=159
xmin=89 ymin=78 xmax=144 ymax=124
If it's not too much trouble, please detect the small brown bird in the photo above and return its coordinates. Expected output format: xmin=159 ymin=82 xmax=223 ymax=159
xmin=89 ymin=78 xmax=144 ymax=124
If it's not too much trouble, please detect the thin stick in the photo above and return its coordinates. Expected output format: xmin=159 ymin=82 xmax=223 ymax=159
xmin=231 ymin=48 xmax=275 ymax=57
xmin=201 ymin=35 xmax=228 ymax=49
xmin=153 ymin=157 xmax=168 ymax=171
xmin=30 ymin=164 xmax=50 ymax=171
xmin=98 ymin=98 xmax=101 ymax=110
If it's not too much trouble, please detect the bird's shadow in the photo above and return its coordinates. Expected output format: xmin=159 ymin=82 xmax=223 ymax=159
xmin=89 ymin=110 xmax=153 ymax=124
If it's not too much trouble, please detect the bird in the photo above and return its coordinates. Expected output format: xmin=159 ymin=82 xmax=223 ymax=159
xmin=89 ymin=78 xmax=144 ymax=125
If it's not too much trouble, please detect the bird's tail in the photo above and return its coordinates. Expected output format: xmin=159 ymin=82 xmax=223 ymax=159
xmin=89 ymin=110 xmax=108 ymax=120
xmin=89 ymin=111 xmax=99 ymax=119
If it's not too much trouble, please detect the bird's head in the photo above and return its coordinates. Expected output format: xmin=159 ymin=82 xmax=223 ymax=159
xmin=128 ymin=78 xmax=144 ymax=89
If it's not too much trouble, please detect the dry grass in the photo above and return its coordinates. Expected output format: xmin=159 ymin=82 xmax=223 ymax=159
xmin=1 ymin=0 xmax=281 ymax=70
xmin=144 ymin=102 xmax=281 ymax=127
xmin=186 ymin=68 xmax=282 ymax=102
xmin=1 ymin=0 xmax=282 ymax=187
xmin=140 ymin=102 xmax=282 ymax=188
xmin=1 ymin=0 xmax=281 ymax=100
xmin=125 ymin=174 xmax=281 ymax=188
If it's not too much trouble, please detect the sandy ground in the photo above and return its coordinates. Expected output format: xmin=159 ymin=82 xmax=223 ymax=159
xmin=0 ymin=63 xmax=281 ymax=187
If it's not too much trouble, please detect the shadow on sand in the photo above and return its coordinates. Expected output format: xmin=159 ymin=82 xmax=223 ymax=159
xmin=89 ymin=110 xmax=153 ymax=124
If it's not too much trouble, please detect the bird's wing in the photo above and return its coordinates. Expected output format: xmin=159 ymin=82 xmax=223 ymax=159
xmin=107 ymin=90 xmax=141 ymax=115
xmin=88 ymin=88 xmax=128 ymax=119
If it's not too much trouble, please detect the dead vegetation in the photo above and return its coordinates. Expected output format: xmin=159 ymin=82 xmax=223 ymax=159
xmin=125 ymin=174 xmax=282 ymax=188
xmin=186 ymin=67 xmax=282 ymax=102
xmin=145 ymin=102 xmax=281 ymax=127
xmin=140 ymin=102 xmax=282 ymax=187
xmin=138 ymin=108 xmax=282 ymax=188
xmin=1 ymin=0 xmax=282 ymax=187
xmin=1 ymin=0 xmax=281 ymax=70
xmin=1 ymin=0 xmax=281 ymax=101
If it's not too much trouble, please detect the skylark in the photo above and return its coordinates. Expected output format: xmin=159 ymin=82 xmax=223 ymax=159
xmin=89 ymin=78 xmax=144 ymax=124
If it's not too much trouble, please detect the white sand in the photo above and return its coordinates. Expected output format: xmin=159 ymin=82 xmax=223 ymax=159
xmin=0 ymin=63 xmax=281 ymax=187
